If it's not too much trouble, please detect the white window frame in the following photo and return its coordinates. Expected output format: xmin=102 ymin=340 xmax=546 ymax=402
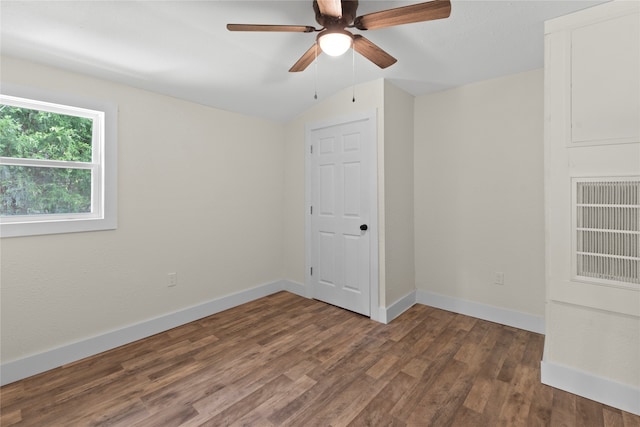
xmin=0 ymin=84 xmax=117 ymax=237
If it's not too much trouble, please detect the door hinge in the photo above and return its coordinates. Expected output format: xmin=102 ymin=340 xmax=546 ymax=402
xmin=310 ymin=267 xmax=313 ymax=276
xmin=310 ymin=206 xmax=313 ymax=215
xmin=310 ymin=145 xmax=313 ymax=154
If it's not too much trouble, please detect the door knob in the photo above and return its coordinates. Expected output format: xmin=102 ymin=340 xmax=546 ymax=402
xmin=360 ymin=224 xmax=368 ymax=231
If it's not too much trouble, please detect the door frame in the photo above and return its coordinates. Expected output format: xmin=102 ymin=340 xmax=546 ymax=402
xmin=304 ymin=110 xmax=380 ymax=322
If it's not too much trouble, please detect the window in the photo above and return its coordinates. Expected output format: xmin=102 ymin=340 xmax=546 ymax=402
xmin=0 ymin=86 xmax=116 ymax=237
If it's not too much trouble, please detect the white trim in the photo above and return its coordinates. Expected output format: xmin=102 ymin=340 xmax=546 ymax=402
xmin=0 ymin=279 xmax=298 ymax=386
xmin=545 ymin=1 xmax=639 ymax=34
xmin=304 ymin=110 xmax=380 ymax=321
xmin=382 ymin=290 xmax=545 ymax=333
xmin=381 ymin=291 xmax=417 ymax=324
xmin=541 ymin=360 xmax=640 ymax=416
xmin=281 ymin=279 xmax=308 ymax=298
xmin=416 ymin=290 xmax=545 ymax=334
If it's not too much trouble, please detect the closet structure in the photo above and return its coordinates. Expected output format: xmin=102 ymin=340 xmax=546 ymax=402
xmin=543 ymin=1 xmax=639 ymax=414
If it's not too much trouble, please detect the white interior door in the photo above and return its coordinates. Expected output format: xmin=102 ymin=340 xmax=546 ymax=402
xmin=307 ymin=113 xmax=375 ymax=316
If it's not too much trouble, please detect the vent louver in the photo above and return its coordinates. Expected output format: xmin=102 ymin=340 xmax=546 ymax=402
xmin=574 ymin=178 xmax=640 ymax=287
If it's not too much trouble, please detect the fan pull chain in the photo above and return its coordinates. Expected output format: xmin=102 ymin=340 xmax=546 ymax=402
xmin=352 ymin=44 xmax=356 ymax=103
xmin=314 ymin=42 xmax=318 ymax=100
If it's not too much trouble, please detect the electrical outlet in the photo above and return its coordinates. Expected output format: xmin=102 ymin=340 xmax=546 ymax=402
xmin=494 ymin=272 xmax=505 ymax=285
xmin=168 ymin=273 xmax=177 ymax=287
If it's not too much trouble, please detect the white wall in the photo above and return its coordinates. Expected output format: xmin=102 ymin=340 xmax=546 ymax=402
xmin=383 ymin=81 xmax=415 ymax=306
xmin=0 ymin=56 xmax=285 ymax=364
xmin=414 ymin=69 xmax=545 ymax=317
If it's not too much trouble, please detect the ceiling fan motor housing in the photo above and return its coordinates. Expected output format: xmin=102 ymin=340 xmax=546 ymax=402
xmin=313 ymin=0 xmax=359 ymax=28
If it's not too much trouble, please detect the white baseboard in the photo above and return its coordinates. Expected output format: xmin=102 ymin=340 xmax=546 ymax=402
xmin=415 ymin=290 xmax=545 ymax=334
xmin=380 ymin=290 xmax=544 ymax=334
xmin=381 ymin=291 xmax=417 ymax=324
xmin=281 ymin=279 xmax=308 ymax=298
xmin=0 ymin=279 xmax=299 ymax=386
xmin=541 ymin=360 xmax=640 ymax=416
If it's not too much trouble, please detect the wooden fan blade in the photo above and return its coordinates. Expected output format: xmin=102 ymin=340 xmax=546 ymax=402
xmin=227 ymin=24 xmax=316 ymax=33
xmin=289 ymin=44 xmax=319 ymax=72
xmin=353 ymin=35 xmax=397 ymax=69
xmin=354 ymin=0 xmax=451 ymax=30
xmin=316 ymin=0 xmax=342 ymax=18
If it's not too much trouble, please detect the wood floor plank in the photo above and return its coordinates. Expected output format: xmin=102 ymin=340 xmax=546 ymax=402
xmin=526 ymin=381 xmax=554 ymax=426
xmin=603 ymin=407 xmax=625 ymax=427
xmin=576 ymin=395 xmax=606 ymax=426
xmin=453 ymin=320 xmax=491 ymax=364
xmin=622 ymin=411 xmax=640 ymax=427
xmin=390 ymin=328 xmax=467 ymax=423
xmin=463 ymin=375 xmax=493 ymax=414
xmin=478 ymin=378 xmax=511 ymax=425
xmin=550 ymin=387 xmax=577 ymax=426
xmin=405 ymin=358 xmax=467 ymax=425
xmin=198 ymin=374 xmax=294 ymax=425
xmin=450 ymin=312 xmax=479 ymax=332
xmin=1 ymin=292 xmax=639 ymax=427
xmin=17 ymin=369 xmax=147 ymax=424
xmin=0 ymin=409 xmax=22 ymax=425
xmin=496 ymin=329 xmax=530 ymax=383
xmin=480 ymin=325 xmax=518 ymax=380
xmin=497 ymin=363 xmax=537 ymax=425
xmin=400 ymin=356 xmax=431 ymax=379
xmin=427 ymin=367 xmax=476 ymax=426
xmin=365 ymin=353 xmax=400 ymax=379
xmin=276 ymin=352 xmax=380 ymax=426
xmin=129 ymin=403 xmax=198 ymax=427
xmin=74 ymin=398 xmax=150 ymax=427
xmin=451 ymin=405 xmax=485 ymax=426
xmin=294 ymin=372 xmax=379 ymax=427
xmin=348 ymin=371 xmax=416 ymax=427
xmin=191 ymin=349 xmax=308 ymax=418
xmin=228 ymin=374 xmax=317 ymax=427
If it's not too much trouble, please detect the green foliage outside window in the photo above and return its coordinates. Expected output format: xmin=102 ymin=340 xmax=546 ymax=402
xmin=0 ymin=105 xmax=94 ymax=216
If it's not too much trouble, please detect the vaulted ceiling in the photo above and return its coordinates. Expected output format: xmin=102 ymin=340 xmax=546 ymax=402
xmin=1 ymin=1 xmax=605 ymax=122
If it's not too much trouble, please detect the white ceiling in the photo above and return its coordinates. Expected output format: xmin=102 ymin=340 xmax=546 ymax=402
xmin=1 ymin=0 xmax=606 ymax=122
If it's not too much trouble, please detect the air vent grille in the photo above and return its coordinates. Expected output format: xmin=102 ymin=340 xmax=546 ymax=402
xmin=574 ymin=178 xmax=640 ymax=287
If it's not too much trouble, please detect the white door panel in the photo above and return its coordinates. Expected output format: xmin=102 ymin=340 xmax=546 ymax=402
xmin=309 ymin=117 xmax=372 ymax=316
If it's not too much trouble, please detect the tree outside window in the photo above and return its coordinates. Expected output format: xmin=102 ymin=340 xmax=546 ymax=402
xmin=0 ymin=105 xmax=94 ymax=216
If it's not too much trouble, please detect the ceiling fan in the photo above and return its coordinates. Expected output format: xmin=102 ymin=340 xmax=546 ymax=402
xmin=227 ymin=0 xmax=451 ymax=72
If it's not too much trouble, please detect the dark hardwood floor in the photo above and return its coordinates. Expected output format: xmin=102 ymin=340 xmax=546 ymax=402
xmin=1 ymin=291 xmax=638 ymax=426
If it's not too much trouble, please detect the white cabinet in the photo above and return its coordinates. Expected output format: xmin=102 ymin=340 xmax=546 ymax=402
xmin=545 ymin=1 xmax=639 ymax=315
xmin=543 ymin=1 xmax=640 ymax=415
xmin=570 ymin=12 xmax=639 ymax=145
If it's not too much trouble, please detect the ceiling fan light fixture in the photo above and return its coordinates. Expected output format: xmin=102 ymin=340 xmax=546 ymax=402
xmin=318 ymin=29 xmax=353 ymax=57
